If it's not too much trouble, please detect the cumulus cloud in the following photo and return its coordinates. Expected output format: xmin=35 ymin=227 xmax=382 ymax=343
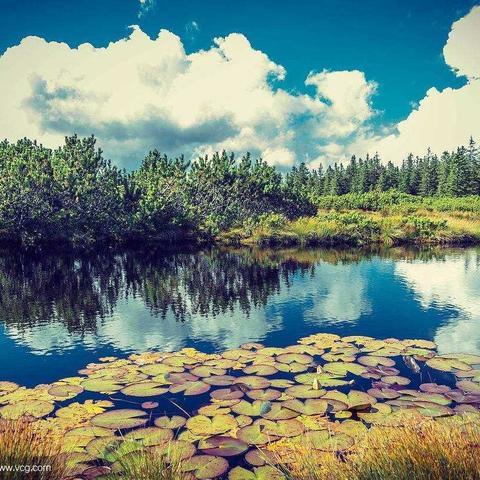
xmin=373 ymin=6 xmax=480 ymax=162
xmin=0 ymin=26 xmax=376 ymax=168
xmin=0 ymin=6 xmax=478 ymax=168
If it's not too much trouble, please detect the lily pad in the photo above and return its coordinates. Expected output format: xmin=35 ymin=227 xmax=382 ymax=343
xmin=170 ymin=380 xmax=210 ymax=396
xmin=228 ymin=466 xmax=285 ymax=480
xmin=237 ymin=423 xmax=278 ymax=445
xmin=281 ymin=399 xmax=328 ymax=416
xmin=234 ymin=376 xmax=271 ymax=390
xmin=357 ymin=356 xmax=395 ymax=367
xmin=0 ymin=400 xmax=54 ymax=419
xmin=182 ymin=455 xmax=229 ymax=479
xmin=198 ymin=436 xmax=249 ymax=457
xmin=256 ymin=418 xmax=304 ymax=437
xmin=285 ymin=385 xmax=326 ymax=399
xmin=419 ymin=383 xmax=451 ymax=394
xmin=120 ymin=381 xmax=169 ymax=397
xmin=154 ymin=415 xmax=187 ymax=429
xmin=243 ymin=365 xmax=278 ymax=376
xmin=91 ymin=409 xmax=148 ymax=430
xmin=232 ymin=400 xmax=273 ymax=417
xmin=186 ymin=414 xmax=237 ymax=436
xmin=246 ymin=389 xmax=282 ymax=401
xmin=426 ymin=356 xmax=471 ymax=372
xmin=323 ymin=362 xmax=366 ymax=376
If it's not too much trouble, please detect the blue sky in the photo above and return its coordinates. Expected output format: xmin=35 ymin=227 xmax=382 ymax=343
xmin=0 ymin=0 xmax=479 ymax=167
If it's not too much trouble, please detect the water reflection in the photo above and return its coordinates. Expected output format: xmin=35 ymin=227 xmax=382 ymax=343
xmin=0 ymin=247 xmax=479 ymax=360
xmin=395 ymin=249 xmax=480 ymax=354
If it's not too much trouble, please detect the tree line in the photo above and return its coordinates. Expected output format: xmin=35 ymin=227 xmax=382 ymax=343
xmin=0 ymin=135 xmax=478 ymax=248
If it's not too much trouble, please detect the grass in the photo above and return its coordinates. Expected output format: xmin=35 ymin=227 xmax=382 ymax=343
xmin=220 ymin=197 xmax=480 ymax=248
xmin=103 ymin=447 xmax=192 ymax=480
xmin=0 ymin=419 xmax=70 ymax=480
xmin=272 ymin=415 xmax=480 ymax=480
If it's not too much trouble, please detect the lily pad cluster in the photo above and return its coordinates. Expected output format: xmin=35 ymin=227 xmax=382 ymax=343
xmin=1 ymin=334 xmax=480 ymax=479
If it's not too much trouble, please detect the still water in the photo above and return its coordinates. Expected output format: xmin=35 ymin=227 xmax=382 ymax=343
xmin=0 ymin=247 xmax=479 ymax=387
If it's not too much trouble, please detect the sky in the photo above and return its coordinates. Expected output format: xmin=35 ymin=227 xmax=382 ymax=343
xmin=0 ymin=0 xmax=479 ymax=169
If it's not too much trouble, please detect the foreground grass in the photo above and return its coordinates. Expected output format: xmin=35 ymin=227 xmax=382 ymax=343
xmin=0 ymin=419 xmax=70 ymax=480
xmin=274 ymin=415 xmax=480 ymax=480
xmin=220 ymin=202 xmax=480 ymax=247
xmin=2 ymin=415 xmax=479 ymax=479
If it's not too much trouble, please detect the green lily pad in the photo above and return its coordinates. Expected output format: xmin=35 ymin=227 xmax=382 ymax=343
xmin=155 ymin=415 xmax=187 ymax=430
xmin=442 ymin=353 xmax=480 ymax=365
xmin=237 ymin=423 xmax=278 ymax=445
xmin=281 ymin=399 xmax=328 ymax=416
xmin=169 ymin=380 xmax=210 ymax=396
xmin=426 ymin=356 xmax=471 ymax=372
xmin=85 ymin=436 xmax=118 ymax=458
xmin=139 ymin=363 xmax=183 ymax=376
xmin=91 ymin=409 xmax=148 ymax=430
xmin=182 ymin=455 xmax=229 ymax=479
xmin=246 ymin=389 xmax=282 ymax=401
xmin=419 ymin=383 xmax=451 ymax=394
xmin=204 ymin=375 xmax=237 ymax=386
xmin=456 ymin=380 xmax=480 ymax=394
xmin=276 ymin=353 xmax=313 ymax=365
xmin=274 ymin=362 xmax=309 ymax=373
xmin=256 ymin=418 xmax=304 ymax=437
xmin=48 ymin=383 xmax=84 ymax=398
xmin=285 ymin=385 xmax=326 ymax=399
xmin=357 ymin=356 xmax=395 ymax=367
xmin=0 ymin=400 xmax=54 ymax=419
xmin=244 ymin=449 xmax=278 ymax=467
xmin=243 ymin=365 xmax=278 ymax=376
xmin=121 ymin=381 xmax=169 ymax=397
xmin=228 ymin=466 xmax=285 ymax=480
xmin=198 ymin=436 xmax=249 ymax=457
xmin=0 ymin=381 xmax=19 ymax=395
xmin=323 ymin=362 xmax=367 ymax=376
xmin=232 ymin=400 xmax=273 ymax=417
xmin=186 ymin=414 xmax=237 ymax=436
xmin=382 ymin=375 xmax=411 ymax=386
xmin=347 ymin=390 xmax=377 ymax=410
xmin=270 ymin=379 xmax=294 ymax=389
xmin=191 ymin=366 xmax=227 ymax=377
xmin=261 ymin=402 xmax=300 ymax=420
xmin=234 ymin=376 xmax=271 ymax=390
xmin=80 ymin=378 xmax=124 ymax=393
xmin=211 ymin=387 xmax=245 ymax=401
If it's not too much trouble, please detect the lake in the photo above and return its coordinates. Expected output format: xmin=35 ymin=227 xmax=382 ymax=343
xmin=0 ymin=246 xmax=479 ymax=387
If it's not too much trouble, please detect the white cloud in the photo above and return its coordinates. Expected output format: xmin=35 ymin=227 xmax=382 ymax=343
xmin=0 ymin=26 xmax=376 ymax=168
xmin=138 ymin=0 xmax=156 ymax=18
xmin=373 ymin=6 xmax=480 ymax=162
xmin=443 ymin=6 xmax=480 ymax=79
xmin=1 ymin=6 xmax=478 ymax=168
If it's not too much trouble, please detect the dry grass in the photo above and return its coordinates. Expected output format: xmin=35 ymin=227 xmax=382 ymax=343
xmin=0 ymin=419 xmax=70 ymax=480
xmin=103 ymin=446 xmax=193 ymax=480
xmin=274 ymin=415 xmax=480 ymax=480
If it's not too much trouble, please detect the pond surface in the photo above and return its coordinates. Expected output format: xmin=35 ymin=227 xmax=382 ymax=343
xmin=0 ymin=246 xmax=479 ymax=386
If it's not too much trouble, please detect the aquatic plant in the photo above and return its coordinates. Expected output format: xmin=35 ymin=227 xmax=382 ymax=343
xmin=0 ymin=334 xmax=480 ymax=478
